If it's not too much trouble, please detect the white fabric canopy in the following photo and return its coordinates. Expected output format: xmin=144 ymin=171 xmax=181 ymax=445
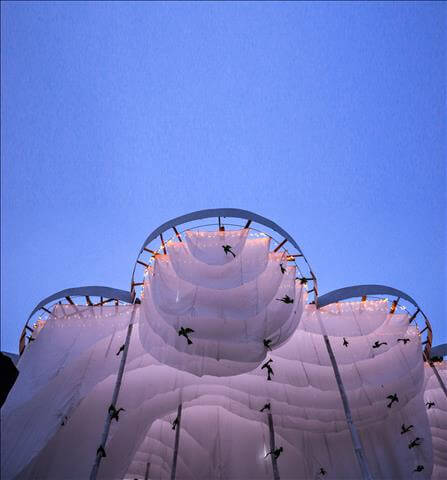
xmin=2 ymin=300 xmax=436 ymax=479
xmin=167 ymin=232 xmax=270 ymax=289
xmin=424 ymin=363 xmax=447 ymax=479
xmin=1 ymin=305 xmax=136 ymax=480
xmin=141 ymin=230 xmax=305 ymax=376
xmin=1 ymin=230 xmax=441 ymax=479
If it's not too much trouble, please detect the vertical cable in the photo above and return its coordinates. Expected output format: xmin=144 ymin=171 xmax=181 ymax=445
xmin=144 ymin=462 xmax=150 ymax=480
xmin=316 ymin=309 xmax=374 ymax=480
xmin=170 ymin=404 xmax=182 ymax=480
xmin=267 ymin=413 xmax=280 ymax=480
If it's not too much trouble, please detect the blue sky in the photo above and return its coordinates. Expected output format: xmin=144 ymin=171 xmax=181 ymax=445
xmin=1 ymin=1 xmax=445 ymax=353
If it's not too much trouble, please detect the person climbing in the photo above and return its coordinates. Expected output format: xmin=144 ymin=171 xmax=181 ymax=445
xmin=261 ymin=359 xmax=274 ymax=381
xmin=386 ymin=393 xmax=399 ymax=408
xmin=260 ymin=402 xmax=271 ymax=412
xmin=277 ymin=295 xmax=294 ymax=304
xmin=96 ymin=445 xmax=106 ymax=458
xmin=397 ymin=338 xmax=410 ymax=345
xmin=408 ymin=437 xmax=422 ymax=449
xmin=401 ymin=424 xmax=414 ymax=434
xmin=222 ymin=245 xmax=236 ymax=258
xmin=263 ymin=338 xmax=273 ymax=351
xmin=108 ymin=404 xmax=125 ymax=422
xmin=272 ymin=446 xmax=283 ymax=459
xmin=172 ymin=415 xmax=179 ymax=430
xmin=280 ymin=263 xmax=286 ymax=274
xmin=413 ymin=465 xmax=424 ymax=472
xmin=426 ymin=401 xmax=435 ymax=409
xmin=111 ymin=407 xmax=125 ymax=422
xmin=265 ymin=446 xmax=283 ymax=459
xmin=372 ymin=340 xmax=388 ymax=349
xmin=178 ymin=326 xmax=194 ymax=345
xmin=343 ymin=337 xmax=349 ymax=347
xmin=116 ymin=344 xmax=125 ymax=356
xmin=318 ymin=467 xmax=327 ymax=476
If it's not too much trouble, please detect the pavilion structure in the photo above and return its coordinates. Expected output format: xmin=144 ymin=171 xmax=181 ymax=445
xmin=2 ymin=209 xmax=446 ymax=480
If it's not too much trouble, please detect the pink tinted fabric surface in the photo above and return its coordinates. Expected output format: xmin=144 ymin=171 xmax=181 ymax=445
xmin=424 ymin=363 xmax=447 ymax=479
xmin=141 ymin=231 xmax=304 ymax=376
xmin=2 ymin=301 xmax=436 ymax=479
xmin=0 ymin=230 xmax=438 ymax=479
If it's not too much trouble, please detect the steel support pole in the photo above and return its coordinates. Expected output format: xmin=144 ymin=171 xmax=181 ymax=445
xmin=322 ymin=332 xmax=373 ymax=480
xmin=170 ymin=404 xmax=182 ymax=480
xmin=144 ymin=462 xmax=151 ymax=480
xmin=89 ymin=301 xmax=139 ymax=480
xmin=267 ymin=413 xmax=280 ymax=480
xmin=315 ymin=306 xmax=373 ymax=480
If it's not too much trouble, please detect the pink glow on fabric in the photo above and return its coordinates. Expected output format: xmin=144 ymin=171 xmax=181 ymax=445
xmin=0 ymin=230 xmax=439 ymax=479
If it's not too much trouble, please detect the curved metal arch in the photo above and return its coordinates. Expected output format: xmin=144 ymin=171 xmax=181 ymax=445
xmin=20 ymin=286 xmax=133 ymax=355
xmin=26 ymin=286 xmax=133 ymax=323
xmin=138 ymin=208 xmax=303 ymax=255
xmin=131 ymin=208 xmax=316 ymax=294
xmin=317 ymin=285 xmax=421 ymax=311
xmin=316 ymin=284 xmax=432 ymax=358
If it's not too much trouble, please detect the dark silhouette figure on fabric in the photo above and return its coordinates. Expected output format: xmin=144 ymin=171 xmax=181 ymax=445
xmin=413 ymin=465 xmax=424 ymax=472
xmin=277 ymin=295 xmax=294 ymax=304
xmin=343 ymin=337 xmax=349 ymax=347
xmin=178 ymin=327 xmax=194 ymax=345
xmin=172 ymin=415 xmax=179 ymax=430
xmin=116 ymin=344 xmax=125 ymax=356
xmin=372 ymin=341 xmax=387 ymax=349
xmin=265 ymin=446 xmax=283 ymax=459
xmin=408 ymin=438 xmax=422 ymax=449
xmin=318 ymin=467 xmax=327 ymax=475
xmin=222 ymin=245 xmax=236 ymax=258
xmin=262 ymin=359 xmax=274 ymax=381
xmin=96 ymin=445 xmax=106 ymax=458
xmin=426 ymin=401 xmax=435 ymax=409
xmin=260 ymin=402 xmax=271 ymax=412
xmin=386 ymin=393 xmax=399 ymax=408
xmin=401 ymin=424 xmax=413 ymax=434
xmin=108 ymin=404 xmax=125 ymax=422
xmin=263 ymin=339 xmax=273 ymax=351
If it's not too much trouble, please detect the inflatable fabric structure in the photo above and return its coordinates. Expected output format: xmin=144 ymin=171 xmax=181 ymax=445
xmin=1 ymin=210 xmax=445 ymax=480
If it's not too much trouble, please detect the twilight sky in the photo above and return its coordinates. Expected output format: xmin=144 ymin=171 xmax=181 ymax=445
xmin=1 ymin=1 xmax=445 ymax=353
